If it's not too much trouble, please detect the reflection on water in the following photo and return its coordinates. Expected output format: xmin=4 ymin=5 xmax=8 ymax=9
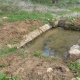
xmin=26 ymin=28 xmax=80 ymax=58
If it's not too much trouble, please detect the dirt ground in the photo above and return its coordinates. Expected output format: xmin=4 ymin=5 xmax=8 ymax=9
xmin=71 ymin=17 xmax=80 ymax=24
xmin=0 ymin=50 xmax=73 ymax=80
xmin=0 ymin=19 xmax=43 ymax=44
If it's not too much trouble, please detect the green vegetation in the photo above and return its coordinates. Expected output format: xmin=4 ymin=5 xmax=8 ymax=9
xmin=0 ymin=0 xmax=80 ymax=23
xmin=70 ymin=7 xmax=80 ymax=12
xmin=0 ymin=0 xmax=20 ymax=13
xmin=33 ymin=51 xmax=42 ymax=57
xmin=0 ymin=72 xmax=19 ymax=80
xmin=24 ymin=0 xmax=52 ymax=6
xmin=54 ymin=0 xmax=80 ymax=8
xmin=0 ymin=46 xmax=17 ymax=58
xmin=55 ymin=10 xmax=72 ymax=16
xmin=18 ymin=49 xmax=28 ymax=58
xmin=30 ymin=25 xmax=37 ymax=30
xmin=0 ymin=64 xmax=5 ymax=68
xmin=8 ymin=37 xmax=22 ymax=44
xmin=69 ymin=61 xmax=80 ymax=77
xmin=0 ymin=11 xmax=52 ymax=22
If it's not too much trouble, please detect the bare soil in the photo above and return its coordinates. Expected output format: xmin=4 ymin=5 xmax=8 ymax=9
xmin=0 ymin=50 xmax=73 ymax=80
xmin=0 ymin=19 xmax=43 ymax=44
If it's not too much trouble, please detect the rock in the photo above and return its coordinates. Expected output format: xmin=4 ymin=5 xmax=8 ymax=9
xmin=58 ymin=19 xmax=66 ymax=28
xmin=49 ymin=20 xmax=59 ymax=28
xmin=69 ymin=49 xmax=80 ymax=60
xmin=76 ymin=59 xmax=80 ymax=63
xmin=2 ymin=17 xmax=8 ymax=20
xmin=47 ymin=68 xmax=53 ymax=72
xmin=64 ymin=22 xmax=80 ymax=31
xmin=54 ymin=20 xmax=59 ymax=27
xmin=7 ymin=44 xmax=12 ymax=48
xmin=78 ymin=39 xmax=80 ymax=46
xmin=49 ymin=22 xmax=55 ymax=28
xmin=70 ymin=44 xmax=80 ymax=50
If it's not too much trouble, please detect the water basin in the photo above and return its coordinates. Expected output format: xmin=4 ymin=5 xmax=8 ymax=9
xmin=26 ymin=28 xmax=80 ymax=58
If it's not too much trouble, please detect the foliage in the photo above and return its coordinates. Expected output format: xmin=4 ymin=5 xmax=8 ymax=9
xmin=0 ymin=46 xmax=17 ymax=58
xmin=0 ymin=72 xmax=19 ymax=80
xmin=33 ymin=51 xmax=42 ymax=57
xmin=69 ymin=61 xmax=80 ymax=77
xmin=18 ymin=49 xmax=28 ymax=58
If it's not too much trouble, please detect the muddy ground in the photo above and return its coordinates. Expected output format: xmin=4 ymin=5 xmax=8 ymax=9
xmin=0 ymin=18 xmax=80 ymax=80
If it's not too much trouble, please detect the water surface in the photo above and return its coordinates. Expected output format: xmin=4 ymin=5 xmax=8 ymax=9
xmin=26 ymin=28 xmax=80 ymax=58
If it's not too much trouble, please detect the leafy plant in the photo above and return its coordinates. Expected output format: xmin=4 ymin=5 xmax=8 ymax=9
xmin=0 ymin=72 xmax=19 ymax=80
xmin=69 ymin=61 xmax=80 ymax=77
xmin=33 ymin=51 xmax=42 ymax=57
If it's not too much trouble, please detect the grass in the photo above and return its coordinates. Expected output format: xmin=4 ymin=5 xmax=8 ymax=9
xmin=8 ymin=37 xmax=22 ymax=44
xmin=24 ymin=0 xmax=52 ymax=6
xmin=0 ymin=72 xmax=19 ymax=80
xmin=0 ymin=46 xmax=17 ymax=58
xmin=0 ymin=11 xmax=53 ymax=22
xmin=33 ymin=51 xmax=42 ymax=57
xmin=69 ymin=61 xmax=80 ymax=77
xmin=0 ymin=64 xmax=5 ymax=68
xmin=54 ymin=0 xmax=80 ymax=8
xmin=70 ymin=7 xmax=80 ymax=12
xmin=30 ymin=25 xmax=37 ymax=30
xmin=55 ymin=10 xmax=72 ymax=16
xmin=18 ymin=49 xmax=28 ymax=58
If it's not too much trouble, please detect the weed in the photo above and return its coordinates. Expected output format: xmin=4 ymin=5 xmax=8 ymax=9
xmin=34 ymin=78 xmax=39 ymax=80
xmin=33 ymin=51 xmax=42 ymax=57
xmin=0 ymin=72 xmax=19 ymax=80
xmin=8 ymin=37 xmax=22 ymax=44
xmin=0 ymin=64 xmax=5 ymax=68
xmin=68 ymin=61 xmax=80 ymax=77
xmin=18 ymin=49 xmax=28 ymax=58
xmin=0 ymin=46 xmax=17 ymax=58
xmin=30 ymin=25 xmax=36 ymax=30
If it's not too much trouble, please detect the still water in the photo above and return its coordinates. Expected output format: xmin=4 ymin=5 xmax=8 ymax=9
xmin=26 ymin=28 xmax=80 ymax=58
